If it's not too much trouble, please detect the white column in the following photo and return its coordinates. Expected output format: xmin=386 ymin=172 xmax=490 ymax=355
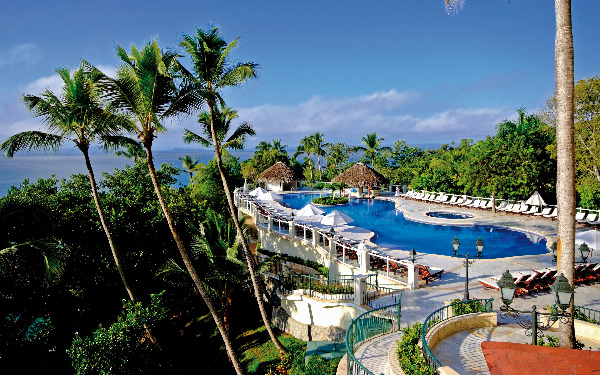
xmin=289 ymin=219 xmax=295 ymax=238
xmin=357 ymin=242 xmax=369 ymax=274
xmin=268 ymin=216 xmax=274 ymax=232
xmin=353 ymin=275 xmax=368 ymax=306
xmin=312 ymin=228 xmax=318 ymax=247
xmin=408 ymin=262 xmax=419 ymax=290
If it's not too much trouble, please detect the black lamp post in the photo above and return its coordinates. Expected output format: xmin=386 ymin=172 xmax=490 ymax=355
xmin=550 ymin=241 xmax=591 ymax=264
xmin=497 ymin=270 xmax=575 ymax=345
xmin=409 ymin=249 xmax=417 ymax=264
xmin=451 ymin=236 xmax=484 ymax=301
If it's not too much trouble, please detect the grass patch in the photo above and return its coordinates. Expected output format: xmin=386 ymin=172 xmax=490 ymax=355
xmin=236 ymin=325 xmax=306 ymax=374
xmin=312 ymin=196 xmax=348 ymax=205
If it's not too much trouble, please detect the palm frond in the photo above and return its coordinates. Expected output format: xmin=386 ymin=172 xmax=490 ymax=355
xmin=1 ymin=131 xmax=64 ymax=157
xmin=182 ymin=129 xmax=212 ymax=147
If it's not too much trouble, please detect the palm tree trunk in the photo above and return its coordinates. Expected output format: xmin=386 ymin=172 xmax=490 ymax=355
xmin=208 ymin=105 xmax=287 ymax=357
xmin=555 ymin=0 xmax=576 ymax=349
xmin=143 ymin=144 xmax=245 ymax=373
xmin=81 ymin=146 xmax=162 ymax=348
xmin=81 ymin=146 xmax=136 ymax=302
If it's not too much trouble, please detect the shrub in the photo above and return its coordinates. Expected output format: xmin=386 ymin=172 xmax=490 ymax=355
xmin=397 ymin=322 xmax=437 ymax=375
xmin=450 ymin=299 xmax=486 ymax=316
xmin=312 ymin=196 xmax=348 ymax=205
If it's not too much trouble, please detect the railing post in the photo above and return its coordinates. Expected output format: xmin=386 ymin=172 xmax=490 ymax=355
xmin=357 ymin=242 xmax=369 ymax=274
xmin=289 ymin=218 xmax=294 ymax=238
xmin=312 ymin=227 xmax=318 ymax=247
xmin=268 ymin=216 xmax=273 ymax=232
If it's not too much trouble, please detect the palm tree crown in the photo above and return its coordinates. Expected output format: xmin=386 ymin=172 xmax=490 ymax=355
xmin=183 ymin=106 xmax=255 ymax=151
xmin=357 ymin=132 xmax=391 ymax=168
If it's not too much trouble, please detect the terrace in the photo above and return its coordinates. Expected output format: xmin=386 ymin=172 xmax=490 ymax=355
xmin=234 ymin=188 xmax=600 ymax=374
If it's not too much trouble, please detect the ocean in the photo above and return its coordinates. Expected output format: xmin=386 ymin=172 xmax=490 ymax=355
xmin=0 ymin=149 xmax=254 ymax=197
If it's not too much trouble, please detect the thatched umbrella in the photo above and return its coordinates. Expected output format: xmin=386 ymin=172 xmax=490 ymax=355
xmin=332 ymin=162 xmax=389 ymax=189
xmin=257 ymin=161 xmax=299 ymax=192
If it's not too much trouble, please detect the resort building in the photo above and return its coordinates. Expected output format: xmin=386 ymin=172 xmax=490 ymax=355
xmin=258 ymin=161 xmax=300 ymax=192
xmin=333 ymin=162 xmax=389 ymax=198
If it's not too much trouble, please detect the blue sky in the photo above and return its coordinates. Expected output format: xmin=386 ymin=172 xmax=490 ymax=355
xmin=1 ymin=0 xmax=599 ymax=151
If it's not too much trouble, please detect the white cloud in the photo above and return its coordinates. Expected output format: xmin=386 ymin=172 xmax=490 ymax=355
xmin=237 ymin=90 xmax=511 ymax=147
xmin=0 ymin=43 xmax=40 ymax=68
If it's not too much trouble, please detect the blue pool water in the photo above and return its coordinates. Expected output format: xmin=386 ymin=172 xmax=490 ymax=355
xmin=282 ymin=193 xmax=548 ymax=259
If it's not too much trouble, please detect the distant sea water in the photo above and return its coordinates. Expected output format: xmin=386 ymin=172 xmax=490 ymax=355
xmin=0 ymin=149 xmax=254 ymax=197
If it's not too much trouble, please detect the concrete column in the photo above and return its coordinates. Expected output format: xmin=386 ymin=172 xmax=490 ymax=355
xmin=312 ymin=228 xmax=318 ymax=247
xmin=353 ymin=275 xmax=368 ymax=306
xmin=407 ymin=262 xmax=419 ymax=290
xmin=328 ymin=235 xmax=336 ymax=265
xmin=357 ymin=242 xmax=369 ymax=274
xmin=268 ymin=216 xmax=274 ymax=232
xmin=289 ymin=219 xmax=295 ymax=238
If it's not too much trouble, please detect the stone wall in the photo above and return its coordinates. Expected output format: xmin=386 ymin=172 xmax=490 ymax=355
xmin=272 ymin=307 xmax=347 ymax=342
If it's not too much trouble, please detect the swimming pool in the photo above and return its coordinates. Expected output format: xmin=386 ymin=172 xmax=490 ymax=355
xmin=282 ymin=193 xmax=548 ymax=259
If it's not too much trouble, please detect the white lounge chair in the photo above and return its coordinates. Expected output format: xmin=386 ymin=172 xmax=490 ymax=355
xmin=582 ymin=213 xmax=599 ymax=224
xmin=534 ymin=207 xmax=552 ymax=216
xmin=498 ymin=203 xmax=514 ymax=212
xmin=543 ymin=208 xmax=557 ymax=219
xmin=446 ymin=196 xmax=458 ymax=204
xmin=576 ymin=211 xmax=587 ymax=223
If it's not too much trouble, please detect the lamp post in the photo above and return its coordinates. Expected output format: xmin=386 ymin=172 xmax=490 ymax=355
xmin=497 ymin=270 xmax=574 ymax=345
xmin=409 ymin=248 xmax=417 ymax=264
xmin=451 ymin=236 xmax=484 ymax=301
xmin=550 ymin=241 xmax=591 ymax=264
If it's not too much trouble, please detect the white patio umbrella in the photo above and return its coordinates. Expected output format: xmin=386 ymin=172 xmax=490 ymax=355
xmin=257 ymin=191 xmax=283 ymax=203
xmin=575 ymin=229 xmax=600 ymax=251
xmin=296 ymin=203 xmax=326 ymax=216
xmin=320 ymin=209 xmax=354 ymax=227
xmin=525 ymin=191 xmax=546 ymax=207
xmin=249 ymin=186 xmax=267 ymax=197
xmin=243 ymin=179 xmax=248 ymax=193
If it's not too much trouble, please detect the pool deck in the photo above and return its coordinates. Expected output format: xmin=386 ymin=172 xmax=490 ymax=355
xmin=345 ymin=193 xmax=600 ymax=375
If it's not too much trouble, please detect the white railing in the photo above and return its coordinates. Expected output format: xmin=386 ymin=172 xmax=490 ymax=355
xmin=235 ymin=191 xmax=409 ymax=286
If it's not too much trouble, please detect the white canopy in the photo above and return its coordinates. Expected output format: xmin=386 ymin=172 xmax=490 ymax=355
xmin=243 ymin=179 xmax=249 ymax=192
xmin=525 ymin=191 xmax=546 ymax=207
xmin=296 ymin=203 xmax=326 ymax=216
xmin=257 ymin=191 xmax=283 ymax=202
xmin=249 ymin=187 xmax=268 ymax=197
xmin=575 ymin=229 xmax=600 ymax=251
xmin=320 ymin=209 xmax=354 ymax=227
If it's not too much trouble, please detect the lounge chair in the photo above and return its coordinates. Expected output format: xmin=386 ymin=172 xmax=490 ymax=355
xmin=534 ymin=207 xmax=553 ymax=216
xmin=512 ymin=203 xmax=530 ymax=214
xmin=522 ymin=206 xmax=540 ymax=215
xmin=482 ymin=200 xmax=494 ymax=210
xmin=495 ymin=201 xmax=508 ymax=210
xmin=446 ymin=196 xmax=458 ymax=205
xmin=543 ymin=208 xmax=557 ymax=219
xmin=459 ymin=197 xmax=474 ymax=206
xmin=576 ymin=211 xmax=588 ymax=223
xmin=478 ymin=278 xmax=500 ymax=291
xmin=438 ymin=195 xmax=450 ymax=203
xmin=498 ymin=203 xmax=514 ymax=212
xmin=450 ymin=196 xmax=465 ymax=205
xmin=535 ymin=268 xmax=557 ymax=290
xmin=418 ymin=264 xmax=443 ymax=284
xmin=580 ymin=213 xmax=599 ymax=225
xmin=467 ymin=199 xmax=481 ymax=208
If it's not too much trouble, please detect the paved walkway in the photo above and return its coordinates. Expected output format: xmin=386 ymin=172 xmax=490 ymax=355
xmin=349 ymin=194 xmax=600 ymax=375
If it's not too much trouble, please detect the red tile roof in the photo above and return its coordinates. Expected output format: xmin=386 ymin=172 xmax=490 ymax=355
xmin=482 ymin=341 xmax=600 ymax=374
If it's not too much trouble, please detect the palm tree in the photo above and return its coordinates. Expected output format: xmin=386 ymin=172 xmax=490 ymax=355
xmin=271 ymin=138 xmax=287 ymax=154
xmin=0 ymin=66 xmax=140 ymax=304
xmin=311 ymin=132 xmax=328 ymax=181
xmin=184 ymin=107 xmax=255 ymax=152
xmin=180 ymin=26 xmax=287 ymax=357
xmin=357 ymin=132 xmax=391 ymax=169
xmin=89 ymin=40 xmax=245 ymax=371
xmin=555 ymin=0 xmax=576 ymax=348
xmin=115 ymin=140 xmax=145 ymax=162
xmin=294 ymin=136 xmax=314 ymax=180
xmin=159 ymin=211 xmax=250 ymax=335
xmin=179 ymin=154 xmax=200 ymax=179
xmin=444 ymin=0 xmax=577 ymax=348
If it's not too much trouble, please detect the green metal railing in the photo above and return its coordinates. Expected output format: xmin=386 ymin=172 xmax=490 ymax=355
xmin=345 ymin=297 xmax=402 ymax=375
xmin=575 ymin=305 xmax=600 ymax=325
xmin=421 ymin=298 xmax=493 ymax=371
